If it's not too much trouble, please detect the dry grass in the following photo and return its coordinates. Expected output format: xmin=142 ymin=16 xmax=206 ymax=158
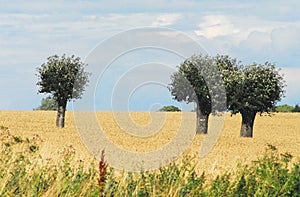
xmin=0 ymin=111 xmax=299 ymax=177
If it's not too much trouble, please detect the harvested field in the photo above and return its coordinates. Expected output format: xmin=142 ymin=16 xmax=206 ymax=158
xmin=0 ymin=111 xmax=299 ymax=176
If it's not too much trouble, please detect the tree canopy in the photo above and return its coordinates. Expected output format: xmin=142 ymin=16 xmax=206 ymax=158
xmin=34 ymin=96 xmax=58 ymax=111
xmin=169 ymin=54 xmax=232 ymax=134
xmin=158 ymin=105 xmax=181 ymax=112
xmin=229 ymin=62 xmax=285 ymax=137
xmin=37 ymin=54 xmax=90 ymax=127
xmin=275 ymin=104 xmax=294 ymax=112
xmin=169 ymin=54 xmax=285 ymax=137
xmin=292 ymin=104 xmax=300 ymax=112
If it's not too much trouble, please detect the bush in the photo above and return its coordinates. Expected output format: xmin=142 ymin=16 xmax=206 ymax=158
xmin=292 ymin=104 xmax=300 ymax=113
xmin=158 ymin=105 xmax=181 ymax=112
xmin=275 ymin=104 xmax=294 ymax=112
xmin=34 ymin=96 xmax=58 ymax=111
xmin=275 ymin=104 xmax=300 ymax=113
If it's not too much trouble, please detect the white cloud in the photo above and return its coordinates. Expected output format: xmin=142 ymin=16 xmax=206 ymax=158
xmin=0 ymin=12 xmax=183 ymax=65
xmin=151 ymin=14 xmax=182 ymax=27
xmin=192 ymin=13 xmax=300 ymax=106
xmin=233 ymin=22 xmax=300 ymax=63
xmin=193 ymin=14 xmax=300 ymax=60
xmin=1 ymin=0 xmax=300 ymax=109
xmin=194 ymin=15 xmax=240 ymax=39
xmin=194 ymin=14 xmax=285 ymax=44
xmin=0 ymin=12 xmax=182 ymax=38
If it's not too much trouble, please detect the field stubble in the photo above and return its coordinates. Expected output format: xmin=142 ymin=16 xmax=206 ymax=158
xmin=0 ymin=111 xmax=299 ymax=177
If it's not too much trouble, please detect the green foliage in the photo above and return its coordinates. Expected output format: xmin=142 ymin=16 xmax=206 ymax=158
xmin=1 ymin=130 xmax=300 ymax=197
xmin=292 ymin=104 xmax=300 ymax=112
xmin=169 ymin=54 xmax=285 ymax=117
xmin=158 ymin=105 xmax=181 ymax=112
xmin=225 ymin=61 xmax=286 ymax=137
xmin=36 ymin=54 xmax=90 ymax=105
xmin=275 ymin=104 xmax=294 ymax=112
xmin=102 ymin=156 xmax=205 ymax=197
xmin=227 ymin=144 xmax=298 ymax=196
xmin=169 ymin=54 xmax=235 ymax=133
xmin=37 ymin=54 xmax=90 ymax=127
xmin=0 ymin=130 xmax=100 ymax=196
xmin=34 ymin=96 xmax=58 ymax=111
xmin=208 ymin=174 xmax=231 ymax=196
xmin=229 ymin=62 xmax=285 ymax=115
xmin=169 ymin=54 xmax=232 ymax=115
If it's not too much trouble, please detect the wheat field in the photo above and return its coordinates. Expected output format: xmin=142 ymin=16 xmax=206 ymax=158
xmin=0 ymin=111 xmax=299 ymax=176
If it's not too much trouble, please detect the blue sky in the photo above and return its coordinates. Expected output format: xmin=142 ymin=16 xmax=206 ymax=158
xmin=0 ymin=0 xmax=300 ymax=111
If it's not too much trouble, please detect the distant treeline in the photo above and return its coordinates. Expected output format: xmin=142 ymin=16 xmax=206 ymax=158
xmin=275 ymin=104 xmax=300 ymax=112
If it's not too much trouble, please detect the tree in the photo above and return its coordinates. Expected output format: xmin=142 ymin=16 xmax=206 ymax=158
xmin=37 ymin=54 xmax=90 ymax=128
xmin=292 ymin=104 xmax=300 ymax=112
xmin=34 ymin=96 xmax=58 ymax=111
xmin=275 ymin=104 xmax=294 ymax=112
xmin=158 ymin=105 xmax=181 ymax=112
xmin=229 ymin=62 xmax=285 ymax=137
xmin=169 ymin=54 xmax=235 ymax=134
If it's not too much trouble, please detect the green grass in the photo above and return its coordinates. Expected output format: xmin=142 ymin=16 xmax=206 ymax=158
xmin=1 ymin=126 xmax=300 ymax=196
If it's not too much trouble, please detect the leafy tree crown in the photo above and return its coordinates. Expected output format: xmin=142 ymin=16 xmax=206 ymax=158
xmin=37 ymin=54 xmax=90 ymax=104
xmin=230 ymin=62 xmax=285 ymax=114
xmin=169 ymin=54 xmax=236 ymax=115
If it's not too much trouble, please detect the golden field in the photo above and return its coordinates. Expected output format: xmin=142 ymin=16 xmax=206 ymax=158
xmin=0 ymin=111 xmax=300 ymax=177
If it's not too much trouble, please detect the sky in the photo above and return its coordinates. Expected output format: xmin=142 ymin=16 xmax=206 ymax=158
xmin=0 ymin=0 xmax=300 ymax=111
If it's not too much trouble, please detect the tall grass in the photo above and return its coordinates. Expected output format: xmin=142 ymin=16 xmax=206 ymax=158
xmin=1 ymin=125 xmax=299 ymax=196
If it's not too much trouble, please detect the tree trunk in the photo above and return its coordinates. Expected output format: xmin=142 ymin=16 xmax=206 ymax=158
xmin=240 ymin=111 xmax=256 ymax=137
xmin=56 ymin=100 xmax=67 ymax=128
xmin=196 ymin=104 xmax=209 ymax=134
